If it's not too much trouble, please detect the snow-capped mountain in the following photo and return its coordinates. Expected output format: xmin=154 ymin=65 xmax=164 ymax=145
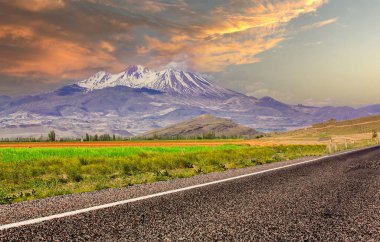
xmin=77 ymin=65 xmax=238 ymax=98
xmin=0 ymin=64 xmax=379 ymax=138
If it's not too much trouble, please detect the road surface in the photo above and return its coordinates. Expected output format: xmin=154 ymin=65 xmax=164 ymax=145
xmin=1 ymin=146 xmax=380 ymax=241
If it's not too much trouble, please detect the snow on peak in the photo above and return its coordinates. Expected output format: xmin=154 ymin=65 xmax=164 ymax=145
xmin=77 ymin=65 xmax=235 ymax=97
xmin=125 ymin=65 xmax=149 ymax=75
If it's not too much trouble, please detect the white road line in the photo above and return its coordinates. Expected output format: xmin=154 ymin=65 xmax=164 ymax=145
xmin=0 ymin=146 xmax=377 ymax=231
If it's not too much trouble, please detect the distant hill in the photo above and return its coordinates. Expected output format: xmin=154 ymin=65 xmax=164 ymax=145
xmin=139 ymin=114 xmax=260 ymax=139
xmin=358 ymin=104 xmax=380 ymax=115
xmin=279 ymin=115 xmax=380 ymax=138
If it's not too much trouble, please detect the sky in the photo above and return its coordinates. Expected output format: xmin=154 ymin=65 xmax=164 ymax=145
xmin=0 ymin=0 xmax=379 ymax=106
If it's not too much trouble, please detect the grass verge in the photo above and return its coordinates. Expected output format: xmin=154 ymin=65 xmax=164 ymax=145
xmin=0 ymin=145 xmax=325 ymax=204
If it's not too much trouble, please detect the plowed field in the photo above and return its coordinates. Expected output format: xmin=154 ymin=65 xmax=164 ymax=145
xmin=0 ymin=140 xmax=275 ymax=148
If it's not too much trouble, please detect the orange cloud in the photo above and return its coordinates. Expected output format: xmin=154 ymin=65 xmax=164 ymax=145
xmin=9 ymin=0 xmax=65 ymax=12
xmin=0 ymin=25 xmax=120 ymax=79
xmin=139 ymin=0 xmax=329 ymax=71
xmin=144 ymin=33 xmax=284 ymax=72
xmin=92 ymin=0 xmax=189 ymax=13
xmin=124 ymin=0 xmax=188 ymax=13
xmin=0 ymin=25 xmax=34 ymax=40
xmin=100 ymin=41 xmax=116 ymax=53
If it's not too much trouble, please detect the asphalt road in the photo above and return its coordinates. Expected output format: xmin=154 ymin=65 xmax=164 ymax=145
xmin=1 ymin=146 xmax=380 ymax=241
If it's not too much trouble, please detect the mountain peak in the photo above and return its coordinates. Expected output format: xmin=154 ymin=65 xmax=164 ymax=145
xmin=259 ymin=96 xmax=278 ymax=102
xmin=76 ymin=64 xmax=237 ymax=98
xmin=125 ymin=65 xmax=149 ymax=74
xmin=93 ymin=70 xmax=109 ymax=77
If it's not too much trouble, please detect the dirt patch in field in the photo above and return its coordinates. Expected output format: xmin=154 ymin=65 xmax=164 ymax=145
xmin=0 ymin=140 xmax=275 ymax=148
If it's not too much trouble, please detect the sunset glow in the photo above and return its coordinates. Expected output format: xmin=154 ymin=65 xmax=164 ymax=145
xmin=0 ymin=0 xmax=379 ymax=105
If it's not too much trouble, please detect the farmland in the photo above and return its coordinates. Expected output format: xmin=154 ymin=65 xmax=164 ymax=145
xmin=2 ymin=114 xmax=380 ymax=205
xmin=0 ymin=140 xmax=273 ymax=148
xmin=0 ymin=144 xmax=325 ymax=204
xmin=267 ymin=115 xmax=380 ymax=149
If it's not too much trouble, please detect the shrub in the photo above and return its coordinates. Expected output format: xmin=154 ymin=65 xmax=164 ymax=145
xmin=155 ymin=170 xmax=171 ymax=181
xmin=0 ymin=190 xmax=14 ymax=204
xmin=372 ymin=130 xmax=378 ymax=139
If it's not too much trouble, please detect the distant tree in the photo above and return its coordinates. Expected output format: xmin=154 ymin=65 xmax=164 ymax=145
xmin=372 ymin=130 xmax=378 ymax=139
xmin=85 ymin=133 xmax=90 ymax=142
xmin=94 ymin=134 xmax=98 ymax=141
xmin=48 ymin=130 xmax=56 ymax=142
xmin=99 ymin=134 xmax=111 ymax=141
xmin=113 ymin=134 xmax=116 ymax=141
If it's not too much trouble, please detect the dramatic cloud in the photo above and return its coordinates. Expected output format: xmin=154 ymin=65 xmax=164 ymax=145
xmin=138 ymin=0 xmax=329 ymax=71
xmin=0 ymin=24 xmax=117 ymax=79
xmin=7 ymin=0 xmax=65 ymax=12
xmin=0 ymin=0 xmax=329 ymax=81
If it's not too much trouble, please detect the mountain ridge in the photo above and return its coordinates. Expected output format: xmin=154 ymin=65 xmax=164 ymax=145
xmin=76 ymin=65 xmax=238 ymax=98
xmin=0 ymin=65 xmax=379 ymax=138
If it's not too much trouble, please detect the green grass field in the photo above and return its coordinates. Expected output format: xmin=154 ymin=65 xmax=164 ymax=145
xmin=0 ymin=145 xmax=240 ymax=163
xmin=0 ymin=144 xmax=326 ymax=204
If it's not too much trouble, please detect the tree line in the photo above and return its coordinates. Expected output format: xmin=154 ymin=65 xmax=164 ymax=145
xmin=0 ymin=130 xmax=126 ymax=142
xmin=0 ymin=130 xmax=265 ymax=142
